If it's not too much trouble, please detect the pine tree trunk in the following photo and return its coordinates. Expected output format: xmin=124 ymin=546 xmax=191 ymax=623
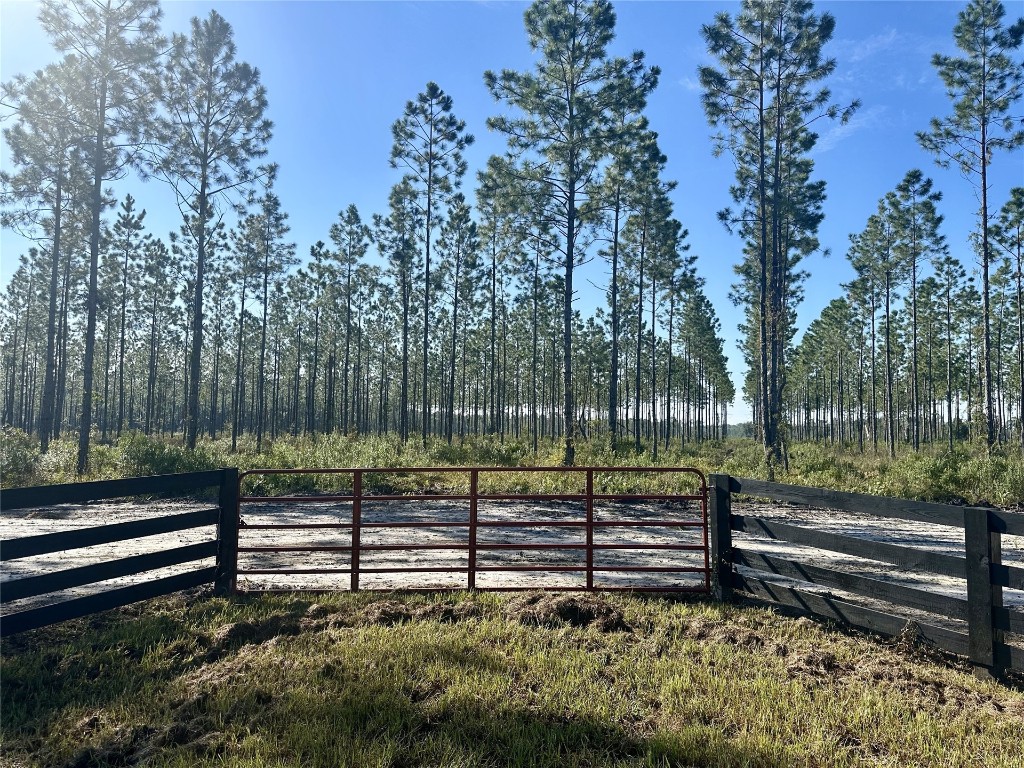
xmin=231 ymin=282 xmax=246 ymax=453
xmin=884 ymin=270 xmax=896 ymax=458
xmin=186 ymin=155 xmax=210 ymax=451
xmin=78 ymin=80 xmax=108 ymax=474
xmin=55 ymin=252 xmax=72 ymax=438
xmin=634 ymin=214 xmax=647 ymax=454
xmin=609 ymin=186 xmax=622 ymax=448
xmin=446 ymin=263 xmax=461 ymax=444
xmin=39 ymin=175 xmax=63 ymax=453
xmin=980 ymin=122 xmax=996 ymax=450
xmin=117 ymin=245 xmax=130 ymax=438
xmin=563 ymin=189 xmax=576 ymax=466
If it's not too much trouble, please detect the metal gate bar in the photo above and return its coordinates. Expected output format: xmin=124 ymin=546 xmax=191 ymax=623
xmin=235 ymin=466 xmax=709 ymax=593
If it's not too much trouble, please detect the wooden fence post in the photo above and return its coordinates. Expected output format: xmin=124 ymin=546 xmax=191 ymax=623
xmin=991 ymin=526 xmax=1004 ymax=669
xmin=215 ymin=467 xmax=240 ymax=596
xmin=964 ymin=506 xmax=997 ymax=678
xmin=709 ymin=474 xmax=733 ymax=602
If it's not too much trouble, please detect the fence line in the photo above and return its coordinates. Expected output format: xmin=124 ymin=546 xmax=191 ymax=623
xmin=3 ymin=467 xmax=1023 ymax=680
xmin=709 ymin=474 xmax=1024 ymax=677
xmin=1 ymin=469 xmax=237 ymax=636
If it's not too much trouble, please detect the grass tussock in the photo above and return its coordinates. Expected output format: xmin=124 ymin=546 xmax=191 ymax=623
xmin=2 ymin=590 xmax=1023 ymax=767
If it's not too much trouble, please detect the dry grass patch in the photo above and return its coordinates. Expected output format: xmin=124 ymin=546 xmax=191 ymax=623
xmin=2 ymin=590 xmax=1022 ymax=767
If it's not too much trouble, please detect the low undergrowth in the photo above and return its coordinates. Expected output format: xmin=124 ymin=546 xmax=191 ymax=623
xmin=4 ymin=428 xmax=1024 ymax=506
xmin=2 ymin=590 xmax=1023 ymax=767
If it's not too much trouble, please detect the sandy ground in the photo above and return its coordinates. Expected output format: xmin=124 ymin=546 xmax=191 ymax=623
xmin=2 ymin=494 xmax=1022 ymax=639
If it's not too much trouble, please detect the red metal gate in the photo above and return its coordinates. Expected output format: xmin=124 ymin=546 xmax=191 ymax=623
xmin=235 ymin=466 xmax=709 ymax=593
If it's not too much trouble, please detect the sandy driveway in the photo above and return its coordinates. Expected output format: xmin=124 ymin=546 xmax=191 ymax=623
xmin=2 ymin=494 xmax=1021 ymax=639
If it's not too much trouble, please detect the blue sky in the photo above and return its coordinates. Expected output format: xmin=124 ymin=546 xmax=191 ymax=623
xmin=2 ymin=0 xmax=1022 ymax=423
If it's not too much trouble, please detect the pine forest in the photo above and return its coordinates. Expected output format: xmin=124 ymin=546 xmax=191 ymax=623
xmin=1 ymin=0 xmax=1022 ymax=482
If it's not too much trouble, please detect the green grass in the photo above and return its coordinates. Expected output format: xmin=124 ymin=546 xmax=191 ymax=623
xmin=2 ymin=590 xmax=1023 ymax=767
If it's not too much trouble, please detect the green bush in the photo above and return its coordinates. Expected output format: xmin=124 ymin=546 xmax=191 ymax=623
xmin=117 ymin=432 xmax=219 ymax=477
xmin=37 ymin=437 xmax=79 ymax=482
xmin=0 ymin=427 xmax=40 ymax=487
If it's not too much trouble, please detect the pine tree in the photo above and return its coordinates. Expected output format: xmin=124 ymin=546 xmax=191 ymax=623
xmin=890 ymin=170 xmax=945 ymax=451
xmin=700 ymin=0 xmax=857 ymax=475
xmin=486 ymin=0 xmax=658 ymax=464
xmin=932 ymin=253 xmax=969 ymax=451
xmin=374 ymin=183 xmax=422 ymax=442
xmin=437 ymin=193 xmax=482 ymax=443
xmin=106 ymin=194 xmax=150 ymax=438
xmin=250 ymin=170 xmax=295 ymax=451
xmin=1 ymin=60 xmax=89 ymax=453
xmin=39 ymin=0 xmax=163 ymax=472
xmin=329 ymin=204 xmax=371 ymax=437
xmin=991 ymin=188 xmax=1024 ymax=448
xmin=390 ymin=82 xmax=473 ymax=448
xmin=139 ymin=237 xmax=174 ymax=436
xmin=918 ymin=0 xmax=1024 ymax=450
xmin=149 ymin=9 xmax=271 ymax=450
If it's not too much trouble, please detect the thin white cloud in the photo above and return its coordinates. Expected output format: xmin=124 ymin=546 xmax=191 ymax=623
xmin=679 ymin=76 xmax=703 ymax=93
xmin=815 ymin=104 xmax=888 ymax=154
xmin=830 ymin=26 xmax=952 ymax=97
xmin=833 ymin=27 xmax=900 ymax=63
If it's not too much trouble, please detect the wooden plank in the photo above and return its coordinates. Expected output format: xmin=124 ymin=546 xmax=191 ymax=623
xmin=0 ymin=470 xmax=224 ymax=512
xmin=0 ymin=508 xmax=218 ymax=561
xmin=731 ymin=515 xmax=967 ymax=579
xmin=733 ymin=573 xmax=970 ymax=656
xmin=994 ymin=641 xmax=1024 ymax=673
xmin=989 ymin=509 xmax=1024 ymax=538
xmin=732 ymin=547 xmax=969 ymax=621
xmin=990 ymin=562 xmax=1024 ymax=591
xmin=992 ymin=606 xmax=1024 ymax=636
xmin=730 ymin=477 xmax=967 ymax=528
xmin=991 ymin=531 xmax=1004 ymax=671
xmin=0 ymin=567 xmax=217 ymax=636
xmin=964 ymin=508 xmax=995 ymax=667
xmin=215 ymin=468 xmax=239 ymax=596
xmin=1 ymin=540 xmax=218 ymax=602
xmin=708 ymin=474 xmax=733 ymax=601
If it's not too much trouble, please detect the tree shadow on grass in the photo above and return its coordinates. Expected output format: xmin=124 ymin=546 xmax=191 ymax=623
xmin=157 ymin=630 xmax=787 ymax=768
xmin=2 ymin=595 xmax=791 ymax=767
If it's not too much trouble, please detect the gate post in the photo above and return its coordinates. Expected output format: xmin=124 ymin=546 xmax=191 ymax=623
xmin=215 ymin=467 xmax=240 ymax=596
xmin=468 ymin=469 xmax=478 ymax=591
xmin=708 ymin=473 xmax=733 ymax=602
xmin=586 ymin=469 xmax=594 ymax=590
xmin=351 ymin=470 xmax=362 ymax=592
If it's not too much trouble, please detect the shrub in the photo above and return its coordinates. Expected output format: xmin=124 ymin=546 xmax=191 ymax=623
xmin=117 ymin=432 xmax=218 ymax=477
xmin=0 ymin=427 xmax=40 ymax=487
xmin=37 ymin=437 xmax=78 ymax=482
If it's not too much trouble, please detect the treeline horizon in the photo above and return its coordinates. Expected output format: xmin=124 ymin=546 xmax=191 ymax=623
xmin=1 ymin=0 xmax=1021 ymax=473
xmin=1 ymin=0 xmax=734 ymax=468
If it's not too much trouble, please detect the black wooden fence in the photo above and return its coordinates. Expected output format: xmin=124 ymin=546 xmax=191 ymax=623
xmin=708 ymin=474 xmax=1024 ymax=677
xmin=0 ymin=469 xmax=239 ymax=636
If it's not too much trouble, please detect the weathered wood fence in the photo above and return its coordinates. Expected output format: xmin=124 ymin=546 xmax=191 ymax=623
xmin=708 ymin=474 xmax=1024 ymax=676
xmin=0 ymin=469 xmax=239 ymax=636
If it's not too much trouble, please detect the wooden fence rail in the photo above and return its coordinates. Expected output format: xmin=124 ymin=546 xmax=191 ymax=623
xmin=708 ymin=474 xmax=1024 ymax=677
xmin=0 ymin=469 xmax=238 ymax=636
